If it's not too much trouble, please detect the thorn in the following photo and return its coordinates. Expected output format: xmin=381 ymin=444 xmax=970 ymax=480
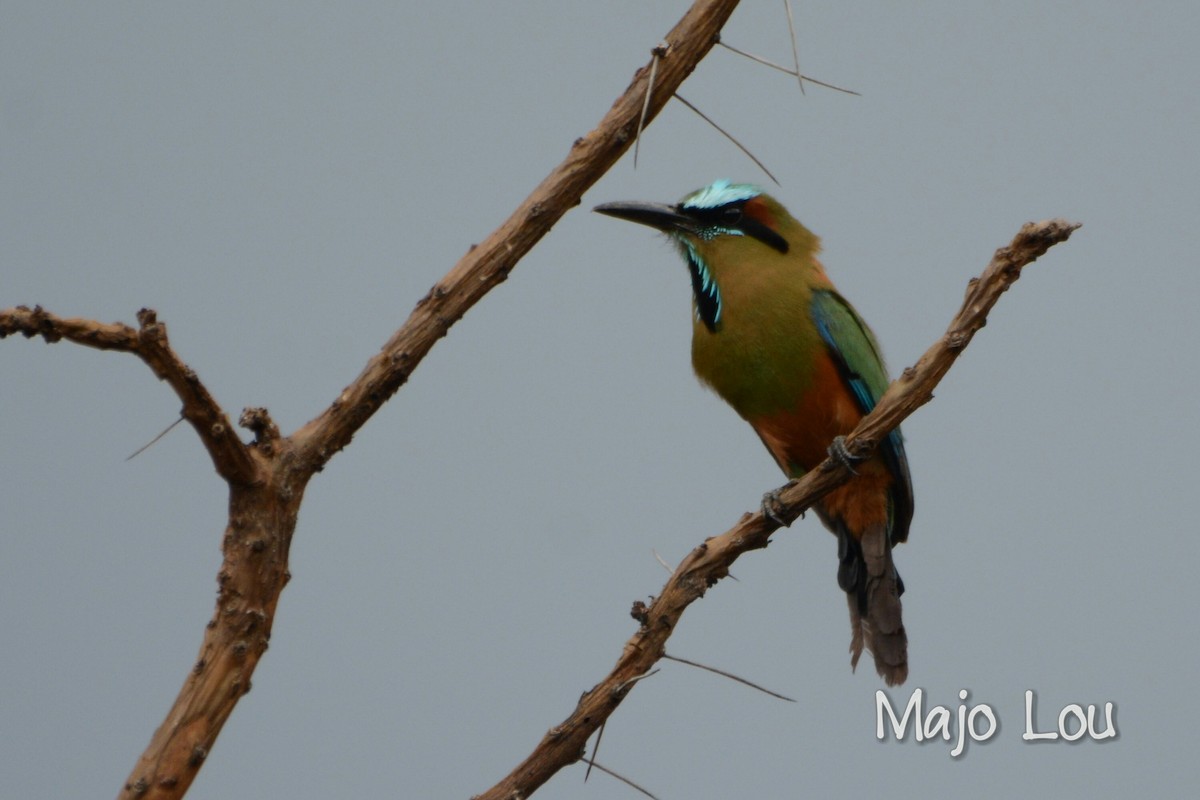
xmin=579 ymin=758 xmax=661 ymax=800
xmin=663 ymin=653 xmax=797 ymax=702
xmin=634 ymin=43 xmax=667 ymax=169
xmin=652 ymin=548 xmax=673 ymax=574
xmin=716 ymin=41 xmax=861 ymax=96
xmin=673 ymin=93 xmax=781 ymax=186
xmin=614 ymin=667 xmax=660 ymax=695
xmin=783 ymin=0 xmax=805 ymax=94
xmin=126 ymin=415 xmax=185 ymax=461
xmin=584 ymin=720 xmax=605 ymax=783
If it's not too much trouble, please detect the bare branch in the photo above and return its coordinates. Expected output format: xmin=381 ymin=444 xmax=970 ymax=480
xmin=2 ymin=5 xmax=745 ymax=798
xmin=117 ymin=473 xmax=297 ymax=800
xmin=0 ymin=305 xmax=259 ymax=485
xmin=108 ymin=6 xmax=744 ymax=796
xmin=473 ymin=218 xmax=1079 ymax=800
xmin=292 ymin=0 xmax=745 ymax=471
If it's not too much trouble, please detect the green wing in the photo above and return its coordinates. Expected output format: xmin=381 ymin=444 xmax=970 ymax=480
xmin=810 ymin=290 xmax=914 ymax=543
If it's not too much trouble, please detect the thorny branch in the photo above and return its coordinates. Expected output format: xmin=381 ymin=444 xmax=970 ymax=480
xmin=2 ymin=2 xmax=745 ymax=798
xmin=471 ymin=218 xmax=1080 ymax=800
xmin=289 ymin=0 xmax=746 ymax=472
xmin=1 ymin=0 xmax=1082 ymax=796
xmin=0 ymin=306 xmax=258 ymax=486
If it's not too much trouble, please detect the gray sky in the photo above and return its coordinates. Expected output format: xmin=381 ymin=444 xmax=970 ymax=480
xmin=3 ymin=1 xmax=1198 ymax=797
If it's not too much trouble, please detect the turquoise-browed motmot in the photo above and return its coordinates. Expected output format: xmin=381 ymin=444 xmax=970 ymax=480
xmin=595 ymin=180 xmax=912 ymax=685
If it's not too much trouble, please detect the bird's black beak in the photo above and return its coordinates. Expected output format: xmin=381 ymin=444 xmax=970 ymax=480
xmin=593 ymin=200 xmax=694 ymax=235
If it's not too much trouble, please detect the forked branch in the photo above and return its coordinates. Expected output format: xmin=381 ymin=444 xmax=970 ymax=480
xmin=2 ymin=3 xmax=745 ymax=799
xmin=0 ymin=306 xmax=258 ymax=485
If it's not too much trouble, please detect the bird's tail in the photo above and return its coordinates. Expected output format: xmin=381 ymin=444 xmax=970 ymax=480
xmin=839 ymin=523 xmax=907 ymax=686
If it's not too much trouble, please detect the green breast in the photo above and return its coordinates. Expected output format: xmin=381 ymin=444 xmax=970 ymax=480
xmin=690 ymin=282 xmax=823 ymax=421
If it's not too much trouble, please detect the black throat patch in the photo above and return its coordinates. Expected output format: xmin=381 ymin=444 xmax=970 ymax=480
xmin=685 ymin=248 xmax=722 ymax=333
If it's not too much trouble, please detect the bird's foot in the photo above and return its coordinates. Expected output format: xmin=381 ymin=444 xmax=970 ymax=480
xmin=761 ymin=483 xmax=801 ymax=527
xmin=828 ymin=435 xmax=864 ymax=475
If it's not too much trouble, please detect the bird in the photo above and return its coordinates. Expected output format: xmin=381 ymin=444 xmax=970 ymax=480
xmin=594 ymin=180 xmax=913 ymax=685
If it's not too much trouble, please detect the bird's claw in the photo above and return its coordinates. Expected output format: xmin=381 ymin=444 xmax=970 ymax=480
xmin=828 ymin=435 xmax=863 ymax=475
xmin=761 ymin=485 xmax=801 ymax=527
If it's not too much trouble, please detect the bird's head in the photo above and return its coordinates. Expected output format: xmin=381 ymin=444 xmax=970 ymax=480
xmin=594 ymin=180 xmax=819 ymax=332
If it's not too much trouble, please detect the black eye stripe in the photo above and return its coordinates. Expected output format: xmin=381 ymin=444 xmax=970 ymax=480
xmin=740 ymin=218 xmax=789 ymax=254
xmin=681 ymin=201 xmax=788 ymax=254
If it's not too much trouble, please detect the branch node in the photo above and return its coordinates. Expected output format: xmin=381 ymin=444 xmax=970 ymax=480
xmin=5 ymin=305 xmax=59 ymax=342
xmin=946 ymin=331 xmax=971 ymax=350
xmin=187 ymin=746 xmax=208 ymax=768
xmin=239 ymin=406 xmax=280 ymax=444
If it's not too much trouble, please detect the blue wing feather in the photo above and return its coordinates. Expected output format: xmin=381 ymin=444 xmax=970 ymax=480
xmin=811 ymin=290 xmax=914 ymax=543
